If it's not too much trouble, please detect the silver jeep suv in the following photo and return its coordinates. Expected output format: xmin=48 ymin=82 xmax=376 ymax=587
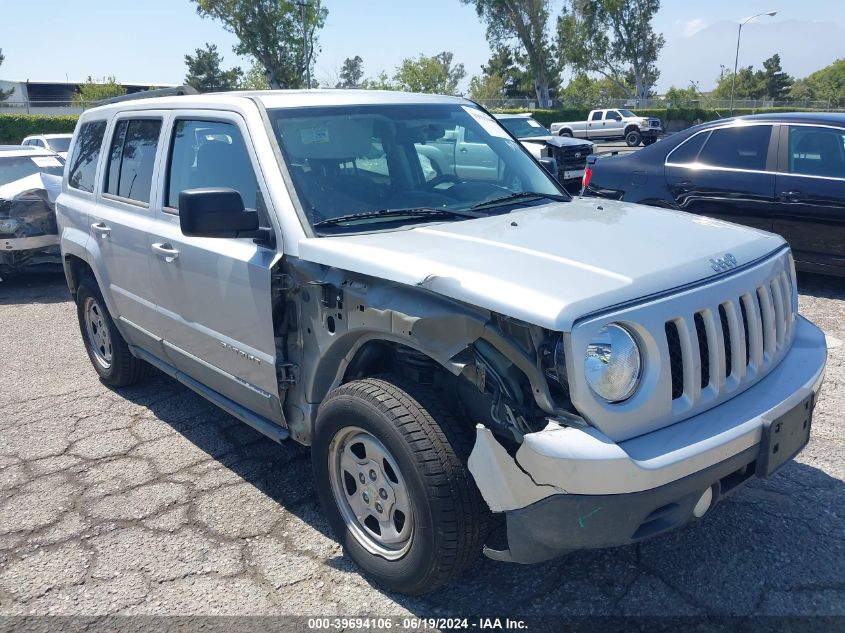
xmin=57 ymin=91 xmax=827 ymax=595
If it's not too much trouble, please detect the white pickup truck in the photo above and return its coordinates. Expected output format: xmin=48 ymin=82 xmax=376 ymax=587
xmin=550 ymin=108 xmax=662 ymax=146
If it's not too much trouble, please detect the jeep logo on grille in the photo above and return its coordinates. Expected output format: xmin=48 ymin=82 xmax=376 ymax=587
xmin=709 ymin=253 xmax=738 ymax=272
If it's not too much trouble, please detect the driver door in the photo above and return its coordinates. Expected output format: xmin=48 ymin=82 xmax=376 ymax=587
xmin=146 ymin=111 xmax=285 ymax=423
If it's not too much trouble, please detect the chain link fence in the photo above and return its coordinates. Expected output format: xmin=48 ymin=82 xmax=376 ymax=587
xmin=474 ymin=97 xmax=840 ymax=111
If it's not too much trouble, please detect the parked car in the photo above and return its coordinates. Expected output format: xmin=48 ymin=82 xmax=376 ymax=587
xmin=21 ymin=133 xmax=73 ymax=159
xmin=0 ymin=145 xmax=64 ymax=277
xmin=494 ymin=113 xmax=594 ymax=192
xmin=550 ymin=108 xmax=662 ymax=146
xmin=583 ymin=112 xmax=845 ymax=277
xmin=57 ymin=91 xmax=826 ymax=595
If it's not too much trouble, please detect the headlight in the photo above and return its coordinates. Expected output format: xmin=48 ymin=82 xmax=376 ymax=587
xmin=584 ymin=323 xmax=641 ymax=402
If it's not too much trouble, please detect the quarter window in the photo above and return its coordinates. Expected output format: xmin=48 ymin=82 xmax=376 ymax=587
xmin=166 ymin=119 xmax=261 ymax=211
xmin=667 ymin=131 xmax=709 ymax=165
xmin=788 ymin=126 xmax=845 ymax=178
xmin=104 ymin=119 xmax=162 ymax=204
xmin=68 ymin=120 xmax=107 ymax=193
xmin=697 ymin=125 xmax=772 ymax=171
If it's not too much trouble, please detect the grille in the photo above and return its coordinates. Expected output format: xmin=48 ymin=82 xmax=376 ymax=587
xmin=665 ymin=269 xmax=795 ymax=402
xmin=649 ymin=120 xmax=661 ymax=128
xmin=554 ymin=145 xmax=589 ymax=170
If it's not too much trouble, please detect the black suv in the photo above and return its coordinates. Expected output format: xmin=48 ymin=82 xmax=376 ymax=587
xmin=583 ymin=113 xmax=845 ymax=277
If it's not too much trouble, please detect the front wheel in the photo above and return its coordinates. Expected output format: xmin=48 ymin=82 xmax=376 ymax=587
xmin=643 ymin=136 xmax=657 ymax=146
xmin=625 ymin=129 xmax=642 ymax=147
xmin=312 ymin=378 xmax=487 ymax=595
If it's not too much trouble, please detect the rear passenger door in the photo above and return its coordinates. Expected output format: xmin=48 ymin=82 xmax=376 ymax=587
xmin=87 ymin=113 xmax=163 ymax=337
xmin=586 ymin=111 xmax=604 ymax=139
xmin=147 ymin=113 xmax=284 ymax=423
xmin=773 ymin=124 xmax=845 ymax=272
xmin=664 ymin=124 xmax=777 ymax=232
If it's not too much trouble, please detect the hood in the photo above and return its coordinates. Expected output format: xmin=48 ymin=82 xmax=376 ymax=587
xmin=298 ymin=199 xmax=785 ymax=331
xmin=519 ymin=135 xmax=592 ymax=148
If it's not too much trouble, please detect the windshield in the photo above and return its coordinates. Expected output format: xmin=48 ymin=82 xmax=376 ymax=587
xmin=0 ymin=155 xmax=64 ymax=187
xmin=618 ymin=109 xmax=638 ymax=118
xmin=267 ymin=103 xmax=564 ymax=233
xmin=498 ymin=117 xmax=551 ymax=138
xmin=46 ymin=137 xmax=71 ymax=152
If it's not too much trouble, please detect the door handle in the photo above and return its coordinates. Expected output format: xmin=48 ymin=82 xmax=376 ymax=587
xmin=90 ymin=222 xmax=111 ymax=238
xmin=151 ymin=242 xmax=180 ymax=262
xmin=779 ymin=190 xmax=801 ymax=200
xmin=459 ymin=147 xmax=468 ymax=153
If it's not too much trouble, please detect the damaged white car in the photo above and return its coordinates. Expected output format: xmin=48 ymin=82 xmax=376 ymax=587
xmin=57 ymin=91 xmax=827 ymax=595
xmin=1 ymin=145 xmax=64 ymax=277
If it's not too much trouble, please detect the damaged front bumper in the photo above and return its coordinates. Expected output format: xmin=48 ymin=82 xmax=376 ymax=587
xmin=468 ymin=315 xmax=827 ymax=563
xmin=0 ymin=187 xmax=61 ymax=273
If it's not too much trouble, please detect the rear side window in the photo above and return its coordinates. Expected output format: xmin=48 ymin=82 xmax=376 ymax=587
xmin=104 ymin=119 xmax=162 ymax=204
xmin=788 ymin=126 xmax=845 ymax=178
xmin=667 ymin=131 xmax=709 ymax=165
xmin=590 ymin=111 xmax=602 ymax=121
xmin=68 ymin=121 xmax=107 ymax=193
xmin=166 ymin=119 xmax=260 ymax=210
xmin=697 ymin=125 xmax=772 ymax=171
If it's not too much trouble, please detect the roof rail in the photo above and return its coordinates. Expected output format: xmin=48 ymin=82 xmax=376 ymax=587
xmin=93 ymin=85 xmax=200 ymax=107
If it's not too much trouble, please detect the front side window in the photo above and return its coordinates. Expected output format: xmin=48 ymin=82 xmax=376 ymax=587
xmin=104 ymin=119 xmax=162 ymax=204
xmin=68 ymin=120 xmax=107 ymax=193
xmin=788 ymin=126 xmax=845 ymax=178
xmin=697 ymin=125 xmax=772 ymax=171
xmin=268 ymin=103 xmax=563 ymax=234
xmin=166 ymin=119 xmax=261 ymax=211
xmin=605 ymin=110 xmax=622 ymax=121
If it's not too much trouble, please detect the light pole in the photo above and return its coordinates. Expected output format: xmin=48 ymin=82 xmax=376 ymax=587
xmin=730 ymin=10 xmax=777 ymax=114
xmin=296 ymin=1 xmax=311 ymax=89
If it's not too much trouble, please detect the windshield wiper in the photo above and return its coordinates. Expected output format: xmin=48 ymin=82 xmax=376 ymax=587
xmin=312 ymin=207 xmax=483 ymax=229
xmin=470 ymin=191 xmax=569 ymax=211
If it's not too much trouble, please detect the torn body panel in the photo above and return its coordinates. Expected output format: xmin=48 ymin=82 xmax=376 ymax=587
xmin=468 ymin=315 xmax=827 ymax=563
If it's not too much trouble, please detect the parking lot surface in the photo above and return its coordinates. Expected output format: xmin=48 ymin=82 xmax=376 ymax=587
xmin=0 ymin=272 xmax=843 ymax=617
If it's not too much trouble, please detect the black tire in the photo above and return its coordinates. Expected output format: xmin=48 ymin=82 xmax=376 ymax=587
xmin=75 ymin=276 xmax=147 ymax=387
xmin=625 ymin=129 xmax=642 ymax=147
xmin=312 ymin=377 xmax=488 ymax=595
xmin=558 ymin=129 xmax=573 ymax=137
xmin=643 ymin=136 xmax=657 ymax=146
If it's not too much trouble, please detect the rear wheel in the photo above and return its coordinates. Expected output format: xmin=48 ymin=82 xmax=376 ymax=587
xmin=625 ymin=129 xmax=642 ymax=147
xmin=312 ymin=377 xmax=487 ymax=595
xmin=75 ymin=277 xmax=147 ymax=387
xmin=558 ymin=129 xmax=573 ymax=137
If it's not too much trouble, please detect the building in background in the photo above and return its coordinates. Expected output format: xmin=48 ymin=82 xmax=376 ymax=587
xmin=0 ymin=79 xmax=174 ymax=115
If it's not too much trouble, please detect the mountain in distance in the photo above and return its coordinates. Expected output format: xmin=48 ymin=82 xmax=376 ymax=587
xmin=656 ymin=19 xmax=844 ymax=92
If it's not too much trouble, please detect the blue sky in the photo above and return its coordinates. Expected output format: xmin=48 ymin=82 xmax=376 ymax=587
xmin=2 ymin=1 xmax=844 ymax=91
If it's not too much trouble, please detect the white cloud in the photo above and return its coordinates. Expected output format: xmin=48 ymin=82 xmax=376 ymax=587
xmin=684 ymin=18 xmax=708 ymax=37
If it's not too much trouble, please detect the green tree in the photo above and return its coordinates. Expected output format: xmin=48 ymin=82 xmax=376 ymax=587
xmin=193 ymin=0 xmax=327 ymax=89
xmin=240 ymin=59 xmax=271 ymax=90
xmin=0 ymin=49 xmax=14 ymax=102
xmin=663 ymin=85 xmax=699 ymax=107
xmin=760 ymin=54 xmax=792 ymax=101
xmin=712 ymin=66 xmax=763 ymax=101
xmin=469 ymin=73 xmax=506 ymax=101
xmin=393 ymin=52 xmax=466 ymax=94
xmin=557 ymin=0 xmax=665 ymax=100
xmin=460 ymin=0 xmax=558 ymax=107
xmin=336 ymin=55 xmax=364 ymax=88
xmin=184 ymin=43 xmax=243 ymax=92
xmin=481 ymin=46 xmax=537 ymax=98
xmin=360 ymin=70 xmax=397 ymax=91
xmin=558 ymin=72 xmax=626 ymax=105
xmin=73 ymin=76 xmax=127 ymax=105
xmin=789 ymin=58 xmax=845 ymax=106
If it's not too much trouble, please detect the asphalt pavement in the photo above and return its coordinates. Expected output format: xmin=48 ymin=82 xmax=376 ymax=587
xmin=0 ymin=271 xmax=843 ymax=617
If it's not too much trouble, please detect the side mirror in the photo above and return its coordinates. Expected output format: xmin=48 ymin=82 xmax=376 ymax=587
xmin=538 ymin=156 xmax=558 ymax=176
xmin=178 ymin=188 xmax=261 ymax=239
